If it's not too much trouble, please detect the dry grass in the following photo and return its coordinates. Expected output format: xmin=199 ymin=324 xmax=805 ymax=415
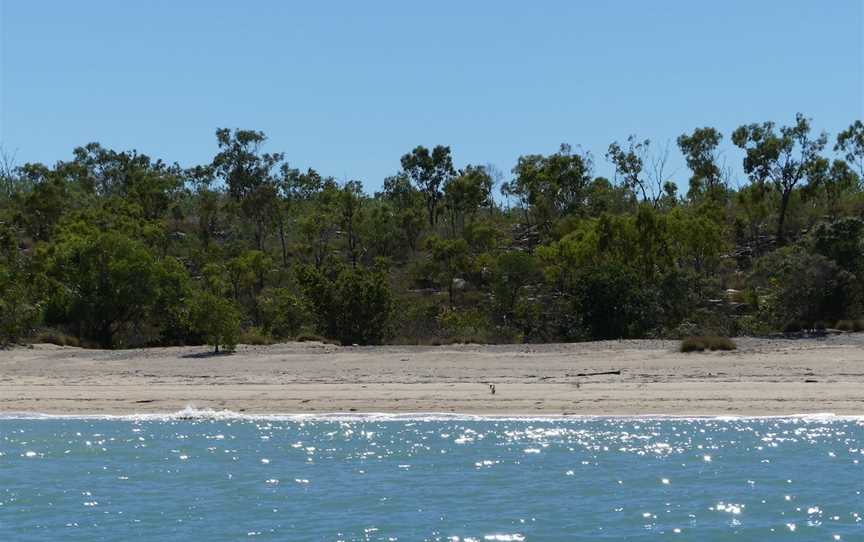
xmin=835 ymin=319 xmax=864 ymax=332
xmin=31 ymin=329 xmax=80 ymax=348
xmin=238 ymin=327 xmax=272 ymax=346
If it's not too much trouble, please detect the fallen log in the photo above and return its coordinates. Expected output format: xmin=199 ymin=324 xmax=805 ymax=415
xmin=569 ymin=370 xmax=621 ymax=377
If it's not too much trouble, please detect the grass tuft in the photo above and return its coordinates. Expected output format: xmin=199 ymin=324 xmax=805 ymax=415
xmin=836 ymin=319 xmax=864 ymax=332
xmin=238 ymin=327 xmax=272 ymax=346
xmin=31 ymin=329 xmax=80 ymax=348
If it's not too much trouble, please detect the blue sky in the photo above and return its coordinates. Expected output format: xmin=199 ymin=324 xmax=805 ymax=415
xmin=1 ymin=1 xmax=862 ymax=192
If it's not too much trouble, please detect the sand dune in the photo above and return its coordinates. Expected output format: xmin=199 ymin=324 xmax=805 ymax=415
xmin=1 ymin=336 xmax=862 ymax=415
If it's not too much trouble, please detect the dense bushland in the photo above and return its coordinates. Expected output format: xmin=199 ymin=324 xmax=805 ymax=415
xmin=1 ymin=115 xmax=863 ymax=348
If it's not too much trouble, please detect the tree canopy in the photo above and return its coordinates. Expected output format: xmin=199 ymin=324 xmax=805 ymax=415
xmin=1 ymin=116 xmax=863 ymax=348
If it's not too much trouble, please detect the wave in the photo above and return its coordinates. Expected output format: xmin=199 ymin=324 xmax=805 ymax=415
xmin=0 ymin=406 xmax=862 ymax=423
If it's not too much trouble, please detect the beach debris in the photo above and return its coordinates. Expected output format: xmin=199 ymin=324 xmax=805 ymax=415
xmin=489 ymin=383 xmax=496 ymax=395
xmin=569 ymin=370 xmax=621 ymax=377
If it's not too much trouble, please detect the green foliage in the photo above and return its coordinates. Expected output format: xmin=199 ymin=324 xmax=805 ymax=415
xmin=732 ymin=113 xmax=827 ymax=243
xmin=504 ymin=144 xmax=593 ymax=232
xmin=749 ymin=247 xmax=859 ymax=330
xmin=258 ymin=287 xmax=310 ymax=339
xmin=0 ymin=225 xmax=43 ymax=344
xmin=300 ymin=264 xmax=394 ymax=345
xmin=400 ymin=145 xmax=455 ymax=227
xmin=426 ymin=236 xmax=471 ymax=308
xmin=493 ymin=251 xmax=540 ymax=318
xmin=436 ymin=308 xmax=504 ymax=344
xmin=677 ymin=127 xmax=726 ymax=203
xmin=239 ymin=326 xmax=271 ymax=346
xmin=0 ymin=117 xmax=861 ymax=349
xmin=569 ymin=263 xmax=657 ymax=340
xmin=0 ymin=277 xmax=41 ymax=345
xmin=42 ymin=229 xmax=186 ymax=348
xmin=809 ymin=217 xmax=864 ymax=274
xmin=189 ymin=290 xmax=241 ymax=353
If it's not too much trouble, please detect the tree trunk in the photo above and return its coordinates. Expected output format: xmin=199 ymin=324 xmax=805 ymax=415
xmin=777 ymin=190 xmax=791 ymax=245
xmin=277 ymin=208 xmax=289 ymax=267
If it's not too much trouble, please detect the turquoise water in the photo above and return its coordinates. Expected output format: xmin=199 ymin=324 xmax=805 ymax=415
xmin=0 ymin=413 xmax=861 ymax=541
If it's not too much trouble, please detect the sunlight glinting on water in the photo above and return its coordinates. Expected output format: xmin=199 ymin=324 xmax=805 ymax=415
xmin=1 ymin=412 xmax=861 ymax=540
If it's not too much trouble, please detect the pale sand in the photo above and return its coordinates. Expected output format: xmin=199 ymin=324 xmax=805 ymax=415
xmin=1 ymin=336 xmax=862 ymax=416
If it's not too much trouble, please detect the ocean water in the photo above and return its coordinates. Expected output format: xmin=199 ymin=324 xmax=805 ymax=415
xmin=0 ymin=412 xmax=861 ymax=541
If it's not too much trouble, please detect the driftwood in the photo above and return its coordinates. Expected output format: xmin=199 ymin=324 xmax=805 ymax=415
xmin=569 ymin=370 xmax=621 ymax=377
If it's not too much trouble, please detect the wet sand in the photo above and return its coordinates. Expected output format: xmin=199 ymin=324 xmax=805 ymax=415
xmin=1 ymin=336 xmax=862 ymax=416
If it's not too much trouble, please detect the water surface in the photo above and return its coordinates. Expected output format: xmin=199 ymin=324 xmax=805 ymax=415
xmin=1 ymin=412 xmax=861 ymax=540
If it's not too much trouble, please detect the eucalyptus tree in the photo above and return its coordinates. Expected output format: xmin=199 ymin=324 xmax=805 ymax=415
xmin=339 ymin=180 xmax=365 ymax=267
xmin=677 ymin=127 xmax=725 ymax=202
xmin=442 ymin=165 xmax=492 ymax=236
xmin=400 ymin=145 xmax=455 ymax=227
xmin=732 ymin=113 xmax=826 ymax=244
xmin=836 ymin=120 xmax=864 ymax=178
xmin=212 ymin=129 xmax=284 ymax=251
xmin=505 ymin=144 xmax=593 ymax=231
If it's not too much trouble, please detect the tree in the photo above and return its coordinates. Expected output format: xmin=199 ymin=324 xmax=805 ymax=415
xmin=836 ymin=120 xmax=864 ymax=178
xmin=442 ymin=165 xmax=492 ymax=236
xmin=809 ymin=217 xmax=864 ymax=275
xmin=258 ymin=287 xmax=310 ymax=339
xmin=677 ymin=127 xmax=726 ymax=202
xmin=607 ymin=136 xmax=651 ymax=203
xmin=43 ymin=230 xmax=183 ymax=348
xmin=493 ymin=251 xmax=541 ymax=321
xmin=190 ymin=290 xmax=241 ymax=353
xmin=400 ymin=145 xmax=455 ymax=227
xmin=810 ymin=159 xmax=860 ymax=218
xmin=0 ymin=224 xmax=43 ymax=344
xmin=299 ymin=264 xmax=394 ymax=345
xmin=505 ymin=144 xmax=593 ymax=230
xmin=212 ymin=129 xmax=284 ymax=250
xmin=339 ymin=181 xmax=365 ymax=266
xmin=380 ymin=173 xmax=425 ymax=252
xmin=750 ymin=247 xmax=858 ymax=329
xmin=18 ymin=164 xmax=71 ymax=241
xmin=571 ymin=263 xmax=655 ymax=340
xmin=426 ymin=236 xmax=471 ymax=308
xmin=732 ymin=113 xmax=827 ymax=244
xmin=275 ymin=166 xmax=323 ymax=266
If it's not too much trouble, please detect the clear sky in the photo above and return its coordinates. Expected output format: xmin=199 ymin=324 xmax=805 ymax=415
xmin=1 ymin=1 xmax=862 ymax=192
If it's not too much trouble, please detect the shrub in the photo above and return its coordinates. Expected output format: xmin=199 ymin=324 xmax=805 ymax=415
xmin=189 ymin=290 xmax=240 ymax=353
xmin=437 ymin=307 xmax=494 ymax=343
xmin=680 ymin=335 xmax=737 ymax=352
xmin=571 ymin=263 xmax=657 ymax=340
xmin=296 ymin=333 xmax=325 ymax=343
xmin=836 ymin=319 xmax=864 ymax=332
xmin=299 ymin=264 xmax=394 ymax=345
xmin=239 ymin=326 xmax=271 ymax=346
xmin=258 ymin=287 xmax=310 ymax=339
xmin=31 ymin=328 xmax=80 ymax=348
xmin=749 ymin=247 xmax=861 ymax=333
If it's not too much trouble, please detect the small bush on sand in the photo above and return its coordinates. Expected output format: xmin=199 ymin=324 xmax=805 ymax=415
xmin=32 ymin=329 xmax=80 ymax=348
xmin=680 ymin=336 xmax=737 ymax=353
xmin=239 ymin=327 xmax=271 ymax=346
xmin=836 ymin=319 xmax=864 ymax=332
xmin=296 ymin=333 xmax=325 ymax=342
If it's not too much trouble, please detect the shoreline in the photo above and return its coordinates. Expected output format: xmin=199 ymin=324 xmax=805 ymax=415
xmin=0 ymin=407 xmax=861 ymax=422
xmin=1 ymin=336 xmax=863 ymax=416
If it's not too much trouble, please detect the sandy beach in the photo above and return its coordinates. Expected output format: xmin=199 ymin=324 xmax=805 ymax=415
xmin=1 ymin=336 xmax=862 ymax=416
